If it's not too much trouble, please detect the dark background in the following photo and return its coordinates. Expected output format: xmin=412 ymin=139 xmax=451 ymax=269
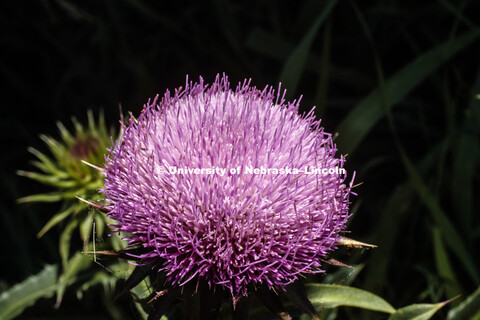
xmin=1 ymin=0 xmax=479 ymax=319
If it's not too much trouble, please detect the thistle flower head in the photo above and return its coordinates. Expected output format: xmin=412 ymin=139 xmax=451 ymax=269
xmin=18 ymin=111 xmax=113 ymax=240
xmin=104 ymin=74 xmax=354 ymax=300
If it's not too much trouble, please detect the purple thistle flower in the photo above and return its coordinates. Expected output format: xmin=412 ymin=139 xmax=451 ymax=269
xmin=103 ymin=74 xmax=354 ymax=301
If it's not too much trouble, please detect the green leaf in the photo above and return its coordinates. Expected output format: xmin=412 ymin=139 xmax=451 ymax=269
xmin=16 ymin=170 xmax=77 ymax=188
xmin=0 ymin=265 xmax=58 ymax=320
xmin=72 ymin=117 xmax=85 ymax=137
xmin=129 ymin=268 xmax=152 ymax=300
xmin=76 ymin=271 xmax=117 ymax=299
xmin=40 ymin=134 xmax=67 ymax=161
xmin=335 ymin=29 xmax=480 ymax=154
xmin=305 ymin=284 xmax=395 ymax=314
xmin=363 ymin=140 xmax=448 ymax=293
xmin=59 ymin=218 xmax=79 ymax=268
xmin=398 ymin=145 xmax=479 ymax=284
xmin=387 ymin=301 xmax=448 ymax=320
xmin=94 ymin=211 xmax=106 ymax=238
xmin=278 ymin=0 xmax=338 ymax=98
xmin=56 ymin=252 xmax=92 ymax=308
xmin=57 ymin=121 xmax=75 ymax=145
xmin=452 ymin=65 xmax=480 ymax=238
xmin=87 ymin=109 xmax=96 ymax=133
xmin=448 ymin=286 xmax=480 ymax=320
xmin=432 ymin=227 xmax=462 ymax=301
xmin=114 ymin=265 xmax=153 ymax=300
xmin=17 ymin=189 xmax=83 ymax=204
xmin=37 ymin=205 xmax=75 ymax=238
xmin=17 ymin=192 xmax=63 ymax=203
xmin=79 ymin=210 xmax=94 ymax=247
xmin=27 ymin=147 xmax=67 ymax=177
xmin=134 ymin=300 xmax=149 ymax=320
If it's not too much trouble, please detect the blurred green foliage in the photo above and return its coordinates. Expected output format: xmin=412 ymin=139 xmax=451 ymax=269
xmin=1 ymin=0 xmax=479 ymax=319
